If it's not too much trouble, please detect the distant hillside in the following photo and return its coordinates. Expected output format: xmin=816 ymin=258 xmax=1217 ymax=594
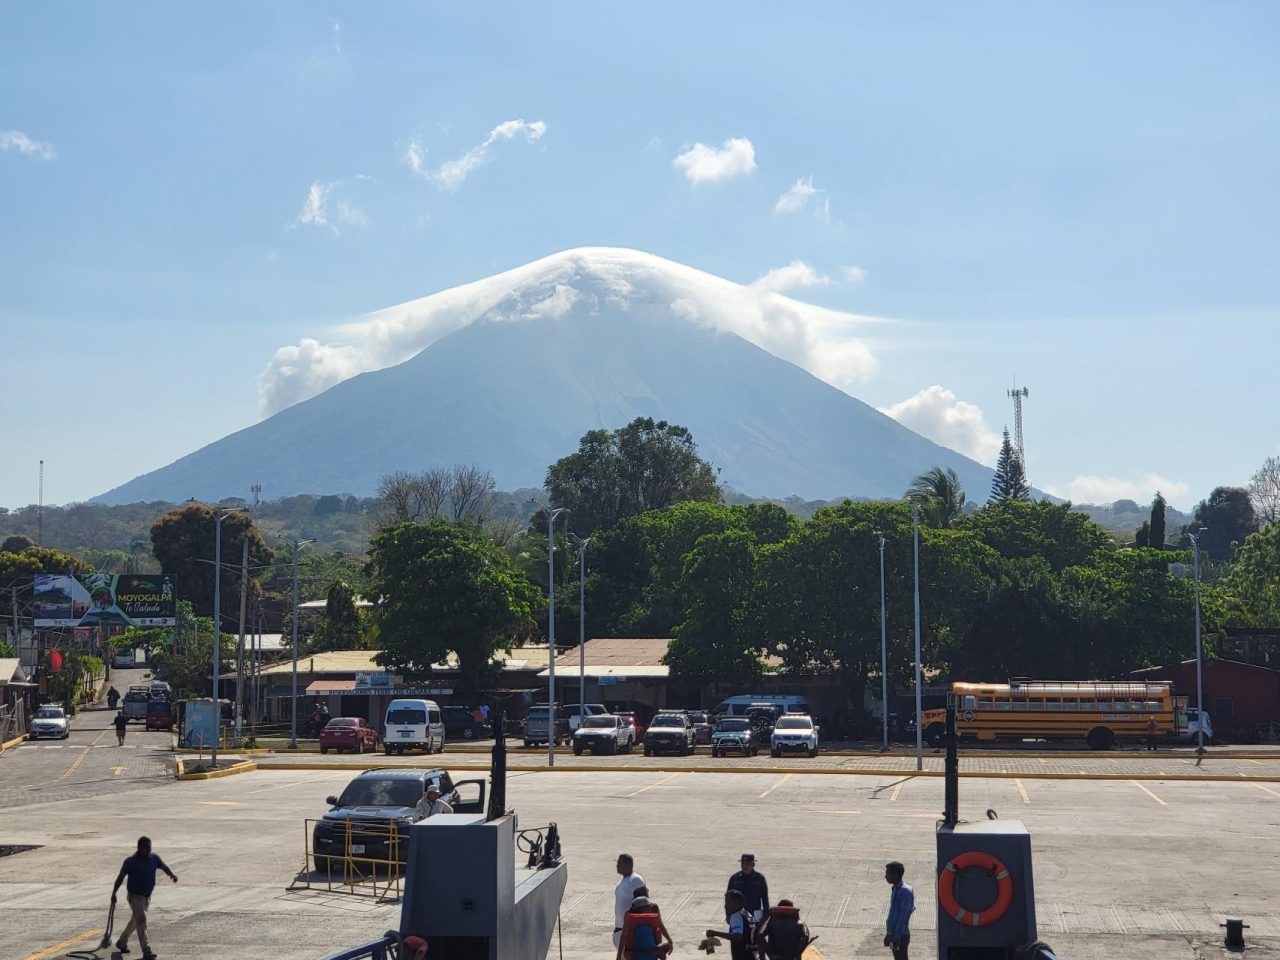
xmin=95 ymin=247 xmax=998 ymax=506
xmin=1071 ymin=499 xmax=1193 ymax=539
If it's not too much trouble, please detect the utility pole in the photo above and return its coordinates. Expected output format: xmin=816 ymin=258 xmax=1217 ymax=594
xmin=1190 ymin=530 xmax=1206 ymax=755
xmin=37 ymin=460 xmax=44 ymax=544
xmin=876 ymin=532 xmax=888 ymax=752
xmin=530 ymin=499 xmax=565 ymax=767
xmin=211 ymin=511 xmax=224 ymax=768
xmin=913 ymin=504 xmax=923 ymax=771
xmin=234 ymin=538 xmax=249 ymax=744
xmin=577 ymin=538 xmax=591 ymax=713
xmin=284 ymin=536 xmax=314 ymax=749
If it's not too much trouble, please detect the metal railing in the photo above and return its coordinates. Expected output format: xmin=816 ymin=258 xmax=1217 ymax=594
xmin=289 ymin=818 xmax=405 ymax=902
xmin=0 ymin=701 xmax=27 ymax=745
xmin=317 ymin=932 xmax=400 ymax=960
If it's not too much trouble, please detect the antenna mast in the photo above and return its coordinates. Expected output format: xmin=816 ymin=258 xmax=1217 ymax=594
xmin=1008 ymin=383 xmax=1029 ymax=481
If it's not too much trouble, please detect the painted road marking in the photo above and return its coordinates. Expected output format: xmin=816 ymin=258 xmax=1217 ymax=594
xmin=758 ymin=773 xmax=792 ymax=798
xmin=1251 ymin=783 xmax=1280 ymax=798
xmin=248 ymin=773 xmax=346 ymax=794
xmin=803 ymin=945 xmax=824 ymax=960
xmin=1129 ymin=780 xmax=1166 ymax=806
xmin=890 ymin=780 xmax=905 ymax=802
xmin=626 ymin=772 xmax=683 ymax=797
xmin=20 ymin=928 xmax=102 ymax=960
xmin=1014 ymin=778 xmax=1030 ymax=804
xmin=56 ymin=727 xmax=109 ymax=781
xmin=198 ymin=800 xmax=245 ymax=806
xmin=113 ymin=766 xmax=125 ymax=776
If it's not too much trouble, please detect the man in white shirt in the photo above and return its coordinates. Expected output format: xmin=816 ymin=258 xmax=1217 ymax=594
xmin=413 ymin=784 xmax=453 ymax=821
xmin=614 ymin=853 xmax=645 ymax=949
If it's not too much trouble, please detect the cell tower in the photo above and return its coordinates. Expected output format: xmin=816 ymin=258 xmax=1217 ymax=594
xmin=250 ymin=483 xmax=262 ymax=512
xmin=1008 ymin=382 xmax=1029 ymax=478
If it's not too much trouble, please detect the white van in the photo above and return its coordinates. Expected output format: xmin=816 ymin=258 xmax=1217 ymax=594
xmin=383 ymin=699 xmax=445 ymax=755
xmin=713 ymin=694 xmax=811 ymax=717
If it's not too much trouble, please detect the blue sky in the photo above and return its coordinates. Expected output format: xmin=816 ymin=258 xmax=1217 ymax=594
xmin=3 ymin=3 xmax=1278 ymax=510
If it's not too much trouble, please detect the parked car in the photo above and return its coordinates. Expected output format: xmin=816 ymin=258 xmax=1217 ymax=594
xmin=572 ymin=715 xmax=634 ymax=755
xmin=383 ymin=699 xmax=445 ymax=755
xmin=320 ymin=717 xmax=380 ymax=754
xmin=565 ymin=703 xmax=609 ymax=731
xmin=523 ymin=704 xmax=571 ymax=747
xmin=442 ymin=706 xmax=487 ymax=741
xmin=771 ymin=714 xmax=819 ymax=758
xmin=711 ymin=717 xmax=758 ymax=757
xmin=644 ymin=712 xmax=695 ymax=756
xmin=145 ymin=699 xmax=173 ymax=732
xmin=149 ymin=681 xmax=172 ymax=700
xmin=615 ymin=711 xmax=645 ymax=743
xmin=122 ymin=688 xmax=151 ymax=724
xmin=686 ymin=710 xmax=714 ymax=744
xmin=28 ymin=704 xmax=69 ymax=740
xmin=1182 ymin=707 xmax=1215 ymax=743
xmin=312 ymin=769 xmax=486 ymax=873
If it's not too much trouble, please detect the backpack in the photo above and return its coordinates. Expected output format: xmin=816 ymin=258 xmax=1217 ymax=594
xmin=622 ymin=910 xmax=667 ymax=960
xmin=760 ymin=906 xmax=811 ymax=960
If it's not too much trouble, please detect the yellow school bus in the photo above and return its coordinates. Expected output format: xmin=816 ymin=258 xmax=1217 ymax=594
xmin=920 ymin=680 xmax=1185 ymax=750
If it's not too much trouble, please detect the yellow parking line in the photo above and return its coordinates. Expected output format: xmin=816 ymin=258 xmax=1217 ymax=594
xmin=247 ymin=773 xmax=345 ymax=794
xmin=890 ymin=780 xmax=905 ymax=802
xmin=627 ymin=772 xmax=683 ymax=797
xmin=758 ymin=773 xmax=792 ymax=799
xmin=803 ymin=945 xmax=824 ymax=960
xmin=1129 ymin=780 xmax=1166 ymax=806
xmin=21 ymin=929 xmax=102 ymax=960
xmin=1251 ymin=783 xmax=1280 ymax=798
xmin=1014 ymin=778 xmax=1030 ymax=804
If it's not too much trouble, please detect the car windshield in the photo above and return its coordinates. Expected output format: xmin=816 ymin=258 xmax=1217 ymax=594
xmin=34 ymin=708 xmax=64 ymax=719
xmin=651 ymin=715 xmax=683 ymax=726
xmin=583 ymin=717 xmax=615 ymax=728
xmin=687 ymin=712 xmax=708 ymax=723
xmin=328 ymin=718 xmax=357 ymax=727
xmin=718 ymin=719 xmax=749 ymax=731
xmin=387 ymin=709 xmax=426 ymax=725
xmin=335 ymin=778 xmax=422 ymax=808
xmin=776 ymin=717 xmax=812 ymax=730
xmin=124 ymin=692 xmax=148 ymax=701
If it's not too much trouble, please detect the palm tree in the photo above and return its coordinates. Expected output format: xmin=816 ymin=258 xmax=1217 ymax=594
xmin=906 ymin=466 xmax=967 ymax=527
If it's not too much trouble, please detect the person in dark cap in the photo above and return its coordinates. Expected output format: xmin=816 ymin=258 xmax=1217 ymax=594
xmin=726 ymin=853 xmax=769 ymax=922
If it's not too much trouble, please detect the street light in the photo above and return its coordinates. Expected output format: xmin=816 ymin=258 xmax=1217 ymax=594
xmin=874 ymin=531 xmax=888 ymax=752
xmin=912 ymin=503 xmax=923 ymax=771
xmin=1188 ymin=528 xmax=1206 ymax=755
xmin=573 ymin=536 xmax=592 ymax=713
xmin=281 ymin=536 xmax=315 ymax=749
xmin=187 ymin=498 xmax=248 ymax=769
xmin=530 ymin=498 xmax=566 ymax=767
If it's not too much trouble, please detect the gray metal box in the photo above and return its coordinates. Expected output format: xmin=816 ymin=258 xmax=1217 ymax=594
xmin=935 ymin=819 xmax=1037 ymax=960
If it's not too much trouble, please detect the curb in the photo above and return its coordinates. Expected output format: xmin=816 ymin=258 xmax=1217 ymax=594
xmin=1 ymin=733 xmax=27 ymax=752
xmin=175 ymin=757 xmax=258 ymax=781
xmin=250 ymin=760 xmax=1280 ymax=784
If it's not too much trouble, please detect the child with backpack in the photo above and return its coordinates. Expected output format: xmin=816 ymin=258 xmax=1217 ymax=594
xmin=706 ymin=889 xmax=756 ymax=960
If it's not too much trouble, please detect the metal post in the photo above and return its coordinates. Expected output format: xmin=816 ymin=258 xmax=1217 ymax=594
xmin=578 ymin=538 xmax=590 ymax=713
xmin=547 ymin=508 xmax=557 ymax=768
xmin=878 ymin=534 xmax=888 ymax=751
xmin=1191 ymin=531 xmax=1205 ymax=755
xmin=235 ymin=538 xmax=249 ymax=744
xmin=211 ymin=513 xmax=223 ymax=768
xmin=289 ymin=540 xmax=307 ymax=749
xmin=913 ymin=504 xmax=923 ymax=771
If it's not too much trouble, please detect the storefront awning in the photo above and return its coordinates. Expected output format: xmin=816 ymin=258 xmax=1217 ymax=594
xmin=302 ymin=679 xmax=454 ymax=696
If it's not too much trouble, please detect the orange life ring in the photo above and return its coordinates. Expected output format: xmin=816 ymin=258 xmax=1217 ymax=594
xmin=938 ymin=851 xmax=1014 ymax=927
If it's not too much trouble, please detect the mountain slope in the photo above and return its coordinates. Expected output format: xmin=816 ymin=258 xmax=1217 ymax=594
xmin=96 ymin=249 xmax=997 ymax=504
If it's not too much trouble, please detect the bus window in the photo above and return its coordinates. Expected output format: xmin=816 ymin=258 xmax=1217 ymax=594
xmin=994 ymin=699 xmax=1011 ymax=711
xmin=1012 ymin=699 xmax=1028 ymax=711
xmin=1062 ymin=698 xmax=1078 ymax=712
xmin=962 ymin=695 xmax=977 ymax=713
xmin=1028 ymin=698 xmax=1045 ymax=710
xmin=1045 ymin=698 xmax=1062 ymax=711
xmin=978 ymin=698 xmax=994 ymax=710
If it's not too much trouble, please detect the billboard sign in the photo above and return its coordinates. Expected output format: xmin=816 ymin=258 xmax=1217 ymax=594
xmin=33 ymin=574 xmax=176 ymax=627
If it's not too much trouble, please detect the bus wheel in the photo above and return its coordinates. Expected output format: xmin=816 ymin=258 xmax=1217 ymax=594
xmin=1087 ymin=727 xmax=1115 ymax=751
xmin=925 ymin=723 xmax=947 ymax=748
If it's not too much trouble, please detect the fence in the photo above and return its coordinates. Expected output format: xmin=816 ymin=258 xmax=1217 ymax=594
xmin=289 ymin=818 xmax=406 ymax=902
xmin=0 ymin=700 xmax=27 ymax=744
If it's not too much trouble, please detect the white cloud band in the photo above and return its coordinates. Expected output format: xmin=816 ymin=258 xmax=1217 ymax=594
xmin=672 ymin=137 xmax=756 ymax=184
xmin=407 ymin=118 xmax=547 ymax=191
xmin=1043 ymin=474 xmax=1190 ymax=507
xmin=1 ymin=129 xmax=56 ymax=160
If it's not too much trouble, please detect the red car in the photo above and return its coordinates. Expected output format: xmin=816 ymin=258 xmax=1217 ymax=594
xmin=319 ymin=717 xmax=380 ymax=754
xmin=616 ymin=712 xmax=646 ymax=744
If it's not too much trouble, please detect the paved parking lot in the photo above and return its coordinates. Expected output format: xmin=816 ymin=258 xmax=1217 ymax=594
xmin=4 ymin=736 xmax=1280 ymax=960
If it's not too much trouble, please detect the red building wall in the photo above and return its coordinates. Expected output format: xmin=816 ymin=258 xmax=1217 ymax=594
xmin=1134 ymin=660 xmax=1280 ymax=739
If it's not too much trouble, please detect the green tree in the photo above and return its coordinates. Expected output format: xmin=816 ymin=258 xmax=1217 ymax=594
xmin=150 ymin=504 xmax=271 ymax=619
xmin=961 ymin=499 xmax=1112 ymax=572
xmin=0 ymin=544 xmax=91 ymax=612
xmin=1221 ymin=522 xmax=1280 ymax=662
xmin=666 ymin=530 xmax=764 ymax=687
xmin=988 ymin=429 xmax=1030 ymax=504
xmin=308 ymin=580 xmax=366 ymax=652
xmin=1189 ymin=486 xmax=1259 ymax=563
xmin=1150 ymin=492 xmax=1167 ymax=549
xmin=906 ymin=466 xmax=966 ymax=527
xmin=150 ymin=603 xmax=231 ymax=698
xmin=1 ymin=534 xmax=36 ymax=553
xmin=1134 ymin=520 xmax=1151 ymax=548
xmin=544 ymin=417 xmax=722 ymax=537
xmin=366 ymin=521 xmax=539 ymax=695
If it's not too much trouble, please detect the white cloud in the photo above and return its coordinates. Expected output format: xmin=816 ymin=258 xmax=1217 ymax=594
xmin=751 ymin=260 xmax=834 ymax=294
xmin=407 ymin=119 xmax=547 ymax=190
xmin=672 ymin=137 xmax=756 ymax=185
xmin=1 ymin=130 xmax=57 ymax=160
xmin=879 ymin=385 xmax=1002 ymax=464
xmin=257 ymin=246 xmax=885 ymax=415
xmin=843 ymin=265 xmax=867 ymax=286
xmin=289 ymin=179 xmax=368 ymax=235
xmin=774 ymin=176 xmax=823 ymax=214
xmin=1043 ymin=474 xmax=1191 ymax=507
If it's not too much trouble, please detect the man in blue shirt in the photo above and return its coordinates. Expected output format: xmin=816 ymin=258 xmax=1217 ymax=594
xmin=884 ymin=861 xmax=914 ymax=960
xmin=111 ymin=836 xmax=178 ymax=959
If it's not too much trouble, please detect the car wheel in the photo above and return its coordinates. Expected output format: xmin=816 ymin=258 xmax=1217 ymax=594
xmin=384 ymin=745 xmax=392 ymax=756
xmin=1087 ymin=727 xmax=1115 ymax=751
xmin=809 ymin=747 xmax=818 ymax=758
xmin=573 ymin=746 xmax=583 ymax=756
xmin=320 ymin=746 xmax=328 ymax=754
xmin=771 ymin=748 xmax=780 ymax=758
xmin=711 ymin=748 xmax=720 ymax=758
xmin=523 ymin=740 xmax=532 ymax=748
xmin=356 ymin=741 xmax=364 ymax=754
xmin=463 ymin=727 xmax=476 ymax=740
xmin=644 ymin=746 xmax=652 ymax=757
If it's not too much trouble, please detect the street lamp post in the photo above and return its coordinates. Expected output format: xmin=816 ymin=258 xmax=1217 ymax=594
xmin=1189 ymin=530 xmax=1206 ymax=755
xmin=875 ymin=532 xmax=888 ymax=752
xmin=282 ymin=536 xmax=315 ymax=750
xmin=531 ymin=499 xmax=566 ymax=767
xmin=912 ymin=504 xmax=923 ymax=771
xmin=576 ymin=537 xmax=591 ymax=714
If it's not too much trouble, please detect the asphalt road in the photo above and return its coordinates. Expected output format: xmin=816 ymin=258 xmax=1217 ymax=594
xmin=4 ymin=756 xmax=1280 ymax=960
